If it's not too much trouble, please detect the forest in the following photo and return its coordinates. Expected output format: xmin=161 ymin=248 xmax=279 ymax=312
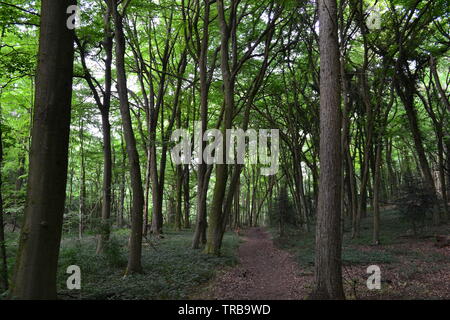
xmin=0 ymin=0 xmax=449 ymax=301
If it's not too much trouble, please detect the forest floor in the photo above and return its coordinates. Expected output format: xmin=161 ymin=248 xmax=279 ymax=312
xmin=195 ymin=227 xmax=308 ymax=299
xmin=3 ymin=229 xmax=240 ymax=300
xmin=195 ymin=209 xmax=449 ymax=300
xmin=271 ymin=209 xmax=450 ymax=300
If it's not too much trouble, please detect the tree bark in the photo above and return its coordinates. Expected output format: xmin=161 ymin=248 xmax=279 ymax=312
xmin=10 ymin=0 xmax=75 ymax=299
xmin=0 ymin=96 xmax=7 ymax=292
xmin=96 ymin=3 xmax=114 ymax=254
xmin=192 ymin=0 xmax=211 ymax=249
xmin=112 ymin=0 xmax=144 ymax=274
xmin=310 ymin=0 xmax=345 ymax=300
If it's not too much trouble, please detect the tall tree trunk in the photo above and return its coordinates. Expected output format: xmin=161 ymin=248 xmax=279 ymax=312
xmin=78 ymin=118 xmax=86 ymax=239
xmin=117 ymin=134 xmax=126 ymax=227
xmin=112 ymin=0 xmax=144 ymax=274
xmin=183 ymin=164 xmax=190 ymax=229
xmin=0 ymin=96 xmax=8 ymax=292
xmin=142 ymin=153 xmax=151 ymax=236
xmin=10 ymin=0 xmax=75 ymax=299
xmin=430 ymin=56 xmax=450 ymax=113
xmin=310 ymin=0 xmax=345 ymax=300
xmin=204 ymin=0 xmax=234 ymax=255
xmin=437 ymin=131 xmax=448 ymax=221
xmin=192 ymin=0 xmax=211 ymax=249
xmin=394 ymin=72 xmax=440 ymax=225
xmin=175 ymin=161 xmax=183 ymax=231
xmin=96 ymin=4 xmax=114 ymax=254
xmin=372 ymin=140 xmax=382 ymax=245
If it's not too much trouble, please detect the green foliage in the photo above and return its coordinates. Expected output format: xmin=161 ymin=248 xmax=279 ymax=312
xmin=102 ymin=236 xmax=128 ymax=268
xmin=268 ymin=184 xmax=297 ymax=232
xmin=56 ymin=230 xmax=239 ymax=300
xmin=396 ymin=175 xmax=436 ymax=234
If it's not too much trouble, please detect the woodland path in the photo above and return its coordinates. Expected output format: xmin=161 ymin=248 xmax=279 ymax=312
xmin=207 ymin=227 xmax=309 ymax=300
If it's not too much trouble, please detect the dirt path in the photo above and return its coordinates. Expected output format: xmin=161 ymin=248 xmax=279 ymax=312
xmin=208 ymin=227 xmax=310 ymax=300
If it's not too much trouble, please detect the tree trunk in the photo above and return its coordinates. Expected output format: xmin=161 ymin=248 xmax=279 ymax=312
xmin=394 ymin=72 xmax=440 ymax=225
xmin=0 ymin=97 xmax=8 ymax=292
xmin=10 ymin=0 xmax=75 ymax=299
xmin=79 ymin=118 xmax=86 ymax=239
xmin=372 ymin=140 xmax=382 ymax=245
xmin=205 ymin=0 xmax=234 ymax=255
xmin=117 ymin=134 xmax=126 ymax=227
xmin=310 ymin=0 xmax=345 ymax=300
xmin=192 ymin=0 xmax=211 ymax=249
xmin=112 ymin=0 xmax=144 ymax=274
xmin=96 ymin=4 xmax=114 ymax=254
xmin=430 ymin=56 xmax=450 ymax=113
xmin=183 ymin=164 xmax=190 ymax=229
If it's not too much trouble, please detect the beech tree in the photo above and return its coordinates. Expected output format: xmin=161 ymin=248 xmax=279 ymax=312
xmin=9 ymin=0 xmax=76 ymax=299
xmin=111 ymin=0 xmax=144 ymax=274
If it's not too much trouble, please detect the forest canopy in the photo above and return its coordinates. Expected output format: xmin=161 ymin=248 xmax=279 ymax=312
xmin=0 ymin=0 xmax=449 ymax=300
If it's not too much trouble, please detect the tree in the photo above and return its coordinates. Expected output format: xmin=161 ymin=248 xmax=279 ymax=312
xmin=310 ymin=0 xmax=345 ymax=300
xmin=0 ymin=96 xmax=7 ymax=292
xmin=111 ymin=0 xmax=144 ymax=274
xmin=75 ymin=0 xmax=114 ymax=253
xmin=10 ymin=0 xmax=76 ymax=299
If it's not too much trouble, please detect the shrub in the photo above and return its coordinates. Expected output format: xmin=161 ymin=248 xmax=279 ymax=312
xmin=268 ymin=184 xmax=297 ymax=236
xmin=396 ymin=175 xmax=435 ymax=235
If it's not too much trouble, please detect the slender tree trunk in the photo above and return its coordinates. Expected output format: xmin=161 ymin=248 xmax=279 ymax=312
xmin=112 ymin=0 xmax=144 ymax=274
xmin=117 ymin=134 xmax=126 ymax=227
xmin=430 ymin=56 xmax=450 ymax=113
xmin=394 ymin=73 xmax=440 ymax=225
xmin=78 ymin=119 xmax=86 ymax=240
xmin=143 ymin=151 xmax=151 ymax=236
xmin=205 ymin=0 xmax=234 ymax=255
xmin=10 ymin=0 xmax=75 ymax=299
xmin=310 ymin=0 xmax=345 ymax=300
xmin=175 ymin=161 xmax=183 ymax=231
xmin=183 ymin=164 xmax=190 ymax=228
xmin=192 ymin=0 xmax=210 ymax=249
xmin=372 ymin=140 xmax=382 ymax=245
xmin=0 ymin=97 xmax=8 ymax=292
xmin=96 ymin=4 xmax=114 ymax=254
xmin=437 ymin=134 xmax=448 ymax=221
xmin=385 ymin=138 xmax=397 ymax=198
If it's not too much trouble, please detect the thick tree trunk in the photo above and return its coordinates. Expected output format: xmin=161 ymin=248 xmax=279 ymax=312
xmin=10 ymin=0 xmax=75 ymax=299
xmin=310 ymin=0 xmax=345 ymax=300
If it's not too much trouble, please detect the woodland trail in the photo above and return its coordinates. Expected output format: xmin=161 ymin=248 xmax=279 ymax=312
xmin=207 ymin=227 xmax=309 ymax=300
